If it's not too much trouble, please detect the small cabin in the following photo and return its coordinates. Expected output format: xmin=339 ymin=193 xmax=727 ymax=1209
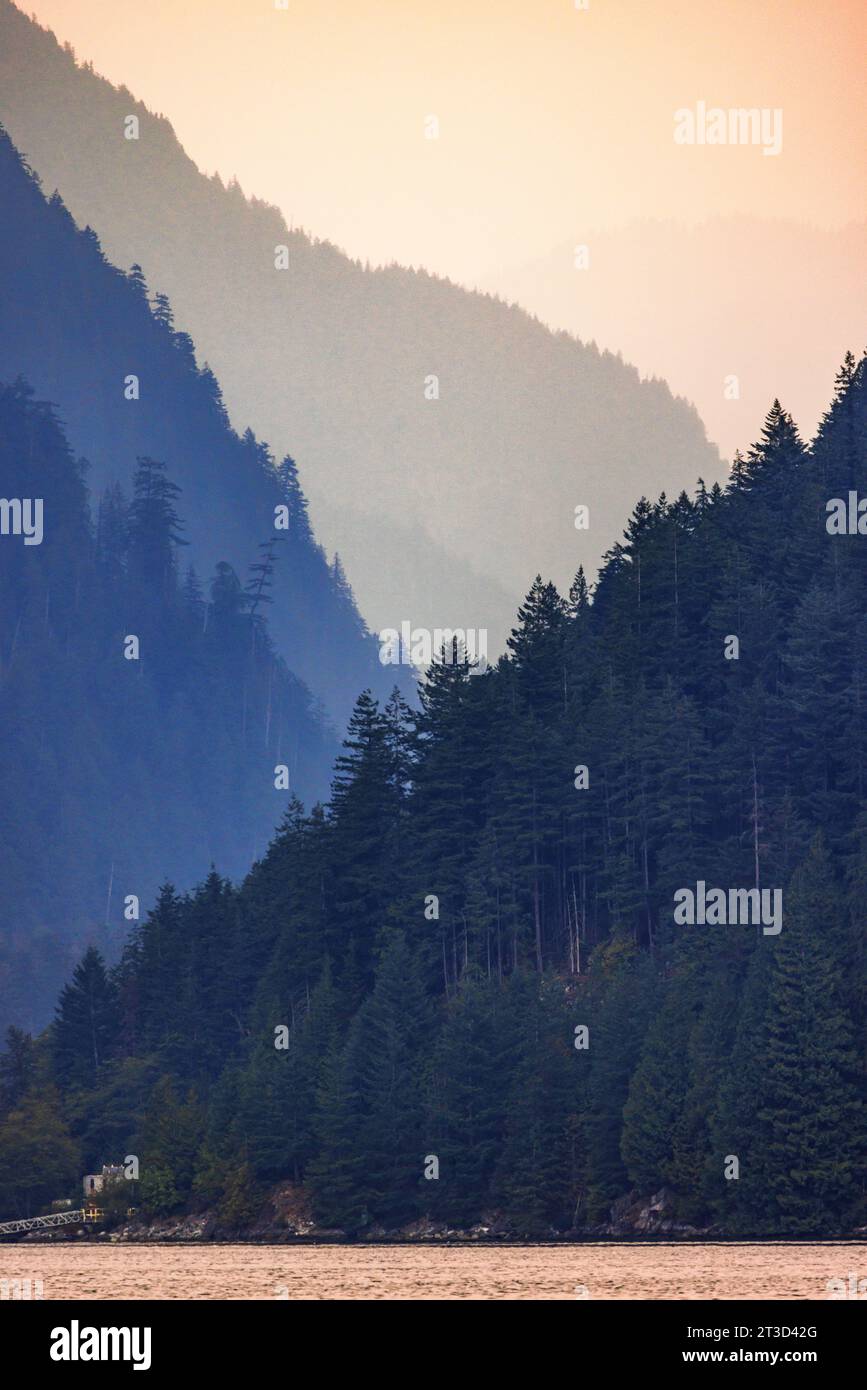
xmin=82 ymin=1164 xmax=125 ymax=1197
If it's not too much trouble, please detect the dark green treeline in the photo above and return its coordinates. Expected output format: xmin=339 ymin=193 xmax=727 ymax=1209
xmin=3 ymin=357 xmax=867 ymax=1235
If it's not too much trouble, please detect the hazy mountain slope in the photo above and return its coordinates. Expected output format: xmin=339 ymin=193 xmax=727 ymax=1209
xmin=0 ymin=128 xmax=396 ymax=1029
xmin=483 ymin=218 xmax=867 ymax=460
xmin=20 ymin=360 xmax=867 ymax=1237
xmin=0 ymin=373 xmax=336 ymax=1034
xmin=0 ymin=0 xmax=722 ymax=650
xmin=0 ymin=125 xmax=389 ymax=726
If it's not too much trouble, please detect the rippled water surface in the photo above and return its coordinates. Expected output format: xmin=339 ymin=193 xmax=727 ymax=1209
xmin=3 ymin=1242 xmax=865 ymax=1299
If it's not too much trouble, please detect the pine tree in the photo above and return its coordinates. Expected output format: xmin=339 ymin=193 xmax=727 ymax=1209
xmin=506 ymin=575 xmax=568 ymax=718
xmin=0 ymin=1025 xmax=36 ymax=1115
xmin=493 ymin=974 xmax=580 ymax=1233
xmin=353 ymin=933 xmax=432 ymax=1225
xmin=583 ymin=940 xmax=655 ymax=1221
xmin=307 ymin=1023 xmax=369 ymax=1232
xmin=709 ymin=939 xmax=774 ymax=1232
xmin=53 ymin=946 xmax=119 ymax=1089
xmin=127 ymin=456 xmax=186 ymax=595
xmin=620 ymin=963 xmax=697 ymax=1194
xmin=756 ymin=837 xmax=864 ymax=1232
xmin=427 ymin=973 xmax=515 ymax=1225
xmin=328 ymin=691 xmax=401 ymax=990
xmin=276 ymin=454 xmax=313 ymax=544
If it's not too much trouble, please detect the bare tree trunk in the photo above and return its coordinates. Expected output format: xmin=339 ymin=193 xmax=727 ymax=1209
xmin=572 ymin=876 xmax=581 ymax=975
xmin=104 ymin=861 xmax=114 ymax=926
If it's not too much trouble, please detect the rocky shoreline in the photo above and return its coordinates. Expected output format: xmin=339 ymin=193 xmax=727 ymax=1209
xmin=19 ymin=1186 xmax=867 ymax=1245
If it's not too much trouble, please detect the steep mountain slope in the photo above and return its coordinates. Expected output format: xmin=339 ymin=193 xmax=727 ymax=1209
xmin=0 ymin=376 xmax=334 ymax=1035
xmin=15 ymin=357 xmax=866 ymax=1237
xmin=0 ymin=125 xmax=388 ymax=728
xmin=0 ymin=0 xmax=722 ymax=651
xmin=483 ymin=217 xmax=867 ymax=459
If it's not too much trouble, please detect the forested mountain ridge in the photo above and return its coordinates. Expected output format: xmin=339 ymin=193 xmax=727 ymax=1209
xmin=4 ymin=357 xmax=866 ymax=1237
xmin=0 ymin=125 xmax=387 ymax=726
xmin=0 ymin=378 xmax=334 ymax=1035
xmin=0 ymin=0 xmax=722 ymax=652
xmin=483 ymin=217 xmax=867 ymax=460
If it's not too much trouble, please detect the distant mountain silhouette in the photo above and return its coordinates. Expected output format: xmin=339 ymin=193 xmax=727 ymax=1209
xmin=0 ymin=0 xmax=721 ymax=651
xmin=0 ymin=123 xmax=390 ymax=729
xmin=0 ymin=127 xmax=406 ymax=1030
xmin=482 ymin=218 xmax=867 ymax=459
xmin=0 ymin=365 xmax=340 ymax=1034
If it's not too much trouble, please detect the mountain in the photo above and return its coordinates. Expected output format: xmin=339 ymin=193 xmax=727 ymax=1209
xmin=0 ymin=0 xmax=722 ymax=653
xmin=7 ymin=355 xmax=865 ymax=1237
xmin=482 ymin=218 xmax=867 ymax=459
xmin=0 ymin=126 xmax=389 ymax=730
xmin=0 ymin=373 xmax=336 ymax=1034
xmin=0 ymin=127 xmax=393 ymax=1032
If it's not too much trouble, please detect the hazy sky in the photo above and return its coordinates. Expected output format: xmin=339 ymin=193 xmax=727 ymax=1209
xmin=22 ymin=0 xmax=867 ymax=286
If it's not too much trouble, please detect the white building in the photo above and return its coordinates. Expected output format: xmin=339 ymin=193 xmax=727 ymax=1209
xmin=82 ymin=1164 xmax=125 ymax=1197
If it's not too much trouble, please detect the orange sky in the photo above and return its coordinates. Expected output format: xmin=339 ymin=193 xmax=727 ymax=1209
xmin=20 ymin=0 xmax=867 ymax=286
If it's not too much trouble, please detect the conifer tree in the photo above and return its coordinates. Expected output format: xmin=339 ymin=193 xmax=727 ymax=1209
xmin=53 ymin=946 xmax=119 ymax=1089
xmin=127 ymin=456 xmax=186 ymax=595
xmin=427 ymin=973 xmax=515 ymax=1224
xmin=307 ymin=1022 xmax=369 ymax=1231
xmin=0 ymin=1025 xmax=36 ymax=1115
xmin=756 ymin=838 xmax=864 ymax=1232
xmin=493 ymin=973 xmax=580 ymax=1233
xmin=353 ymin=933 xmax=432 ymax=1225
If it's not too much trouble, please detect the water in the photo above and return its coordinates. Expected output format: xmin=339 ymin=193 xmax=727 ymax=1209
xmin=2 ymin=1242 xmax=864 ymax=1299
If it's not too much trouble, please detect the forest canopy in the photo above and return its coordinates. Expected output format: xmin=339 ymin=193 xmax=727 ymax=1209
xmin=3 ymin=355 xmax=867 ymax=1238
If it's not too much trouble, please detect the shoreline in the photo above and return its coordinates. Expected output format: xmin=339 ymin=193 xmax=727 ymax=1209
xmin=10 ymin=1233 xmax=867 ymax=1248
xmin=9 ymin=1186 xmax=867 ymax=1248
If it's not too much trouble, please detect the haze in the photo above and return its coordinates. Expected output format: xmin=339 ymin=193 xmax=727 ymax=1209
xmin=17 ymin=1 xmax=867 ymax=451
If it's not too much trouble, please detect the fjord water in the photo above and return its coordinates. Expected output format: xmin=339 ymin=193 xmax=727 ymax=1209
xmin=5 ymin=1243 xmax=863 ymax=1300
